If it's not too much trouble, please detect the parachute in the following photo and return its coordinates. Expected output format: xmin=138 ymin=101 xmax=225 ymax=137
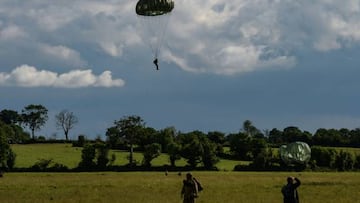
xmin=135 ymin=0 xmax=174 ymax=63
xmin=279 ymin=141 xmax=311 ymax=164
xmin=136 ymin=0 xmax=174 ymax=16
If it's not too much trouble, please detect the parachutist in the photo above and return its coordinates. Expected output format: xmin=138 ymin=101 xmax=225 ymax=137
xmin=153 ymin=58 xmax=159 ymax=70
xmin=136 ymin=0 xmax=174 ymax=70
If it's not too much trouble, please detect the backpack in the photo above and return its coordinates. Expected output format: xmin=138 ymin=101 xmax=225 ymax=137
xmin=193 ymin=178 xmax=203 ymax=192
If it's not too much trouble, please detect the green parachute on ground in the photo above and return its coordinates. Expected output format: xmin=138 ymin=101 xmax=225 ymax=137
xmin=279 ymin=141 xmax=311 ymax=164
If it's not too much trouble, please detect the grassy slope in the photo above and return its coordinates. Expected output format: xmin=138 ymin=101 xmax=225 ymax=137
xmin=12 ymin=144 xmax=82 ymax=169
xmin=12 ymin=144 xmax=249 ymax=171
xmin=12 ymin=144 xmax=360 ymax=170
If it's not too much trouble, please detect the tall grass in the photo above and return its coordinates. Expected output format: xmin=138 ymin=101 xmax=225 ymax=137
xmin=1 ymin=172 xmax=360 ymax=203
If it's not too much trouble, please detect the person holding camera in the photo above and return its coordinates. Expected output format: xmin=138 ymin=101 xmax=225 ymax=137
xmin=281 ymin=176 xmax=301 ymax=203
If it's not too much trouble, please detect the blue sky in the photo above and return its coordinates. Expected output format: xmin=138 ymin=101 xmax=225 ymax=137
xmin=1 ymin=0 xmax=360 ymax=139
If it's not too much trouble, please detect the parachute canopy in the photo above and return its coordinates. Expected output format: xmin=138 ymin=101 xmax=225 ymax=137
xmin=135 ymin=0 xmax=175 ymax=58
xmin=136 ymin=0 xmax=175 ymax=16
xmin=279 ymin=141 xmax=311 ymax=164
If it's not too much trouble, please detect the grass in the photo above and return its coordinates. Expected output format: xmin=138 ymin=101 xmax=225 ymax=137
xmin=1 ymin=172 xmax=360 ymax=203
xmin=11 ymin=144 xmax=243 ymax=170
xmin=12 ymin=144 xmax=82 ymax=169
xmin=6 ymin=144 xmax=360 ymax=202
xmin=12 ymin=143 xmax=184 ymax=169
xmin=325 ymin=146 xmax=360 ymax=154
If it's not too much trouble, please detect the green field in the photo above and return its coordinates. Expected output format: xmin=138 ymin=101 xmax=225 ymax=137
xmin=11 ymin=144 xmax=248 ymax=171
xmin=4 ymin=144 xmax=360 ymax=202
xmin=1 ymin=172 xmax=360 ymax=203
xmin=11 ymin=144 xmax=183 ymax=169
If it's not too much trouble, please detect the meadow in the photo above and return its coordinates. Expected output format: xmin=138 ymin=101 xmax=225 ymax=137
xmin=3 ymin=144 xmax=360 ymax=203
xmin=1 ymin=172 xmax=360 ymax=203
xmin=11 ymin=144 xmax=248 ymax=171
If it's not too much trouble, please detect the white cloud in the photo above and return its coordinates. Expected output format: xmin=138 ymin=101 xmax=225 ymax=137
xmin=0 ymin=65 xmax=125 ymax=88
xmin=165 ymin=0 xmax=360 ymax=74
xmin=41 ymin=44 xmax=86 ymax=67
xmin=95 ymin=71 xmax=125 ymax=87
xmin=100 ymin=42 xmax=123 ymax=57
xmin=1 ymin=0 xmax=360 ymax=75
xmin=0 ymin=24 xmax=27 ymax=40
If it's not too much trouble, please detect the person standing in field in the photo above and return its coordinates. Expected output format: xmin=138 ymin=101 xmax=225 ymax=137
xmin=281 ymin=176 xmax=301 ymax=203
xmin=181 ymin=173 xmax=198 ymax=203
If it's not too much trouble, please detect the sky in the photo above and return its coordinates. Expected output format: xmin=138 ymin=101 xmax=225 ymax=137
xmin=1 ymin=0 xmax=360 ymax=140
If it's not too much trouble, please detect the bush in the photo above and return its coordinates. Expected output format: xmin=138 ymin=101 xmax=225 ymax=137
xmin=354 ymin=154 xmax=360 ymax=170
xmin=73 ymin=135 xmax=86 ymax=147
xmin=142 ymin=143 xmax=161 ymax=167
xmin=6 ymin=149 xmax=16 ymax=170
xmin=311 ymin=147 xmax=337 ymax=168
xmin=78 ymin=144 xmax=96 ymax=169
xmin=31 ymin=159 xmax=53 ymax=171
xmin=31 ymin=159 xmax=68 ymax=172
xmin=335 ymin=151 xmax=354 ymax=171
xmin=49 ymin=163 xmax=68 ymax=172
xmin=250 ymin=148 xmax=276 ymax=170
xmin=95 ymin=142 xmax=110 ymax=169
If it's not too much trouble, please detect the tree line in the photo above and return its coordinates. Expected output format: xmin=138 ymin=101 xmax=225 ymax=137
xmin=1 ymin=104 xmax=360 ymax=172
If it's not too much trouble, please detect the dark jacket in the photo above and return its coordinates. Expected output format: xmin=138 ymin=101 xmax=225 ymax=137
xmin=181 ymin=179 xmax=198 ymax=203
xmin=281 ymin=178 xmax=301 ymax=203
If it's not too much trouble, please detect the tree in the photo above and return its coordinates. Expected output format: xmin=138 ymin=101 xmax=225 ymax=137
xmin=0 ymin=110 xmax=29 ymax=144
xmin=157 ymin=127 xmax=177 ymax=153
xmin=136 ymin=127 xmax=158 ymax=150
xmin=228 ymin=132 xmax=251 ymax=160
xmin=199 ymin=135 xmax=219 ymax=169
xmin=311 ymin=146 xmax=337 ymax=168
xmin=167 ymin=141 xmax=181 ymax=167
xmin=0 ymin=127 xmax=16 ymax=170
xmin=178 ymin=130 xmax=219 ymax=169
xmin=268 ymin=128 xmax=283 ymax=144
xmin=110 ymin=115 xmax=145 ymax=166
xmin=349 ymin=128 xmax=360 ymax=147
xmin=55 ymin=110 xmax=79 ymax=141
xmin=142 ymin=143 xmax=161 ymax=167
xmin=106 ymin=126 xmax=122 ymax=149
xmin=207 ymin=131 xmax=225 ymax=155
xmin=250 ymin=138 xmax=268 ymax=159
xmin=242 ymin=120 xmax=259 ymax=137
xmin=282 ymin=126 xmax=303 ymax=143
xmin=178 ymin=131 xmax=204 ymax=168
xmin=335 ymin=150 xmax=354 ymax=171
xmin=78 ymin=144 xmax=96 ymax=169
xmin=95 ymin=142 xmax=110 ymax=169
xmin=0 ymin=109 xmax=20 ymax=125
xmin=251 ymin=147 xmax=276 ymax=170
xmin=21 ymin=104 xmax=48 ymax=139
xmin=0 ymin=119 xmax=29 ymax=144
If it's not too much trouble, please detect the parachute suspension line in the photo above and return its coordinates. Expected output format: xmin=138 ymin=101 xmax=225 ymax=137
xmin=139 ymin=13 xmax=172 ymax=59
xmin=153 ymin=12 xmax=172 ymax=58
xmin=135 ymin=0 xmax=174 ymax=60
xmin=137 ymin=15 xmax=157 ymax=57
